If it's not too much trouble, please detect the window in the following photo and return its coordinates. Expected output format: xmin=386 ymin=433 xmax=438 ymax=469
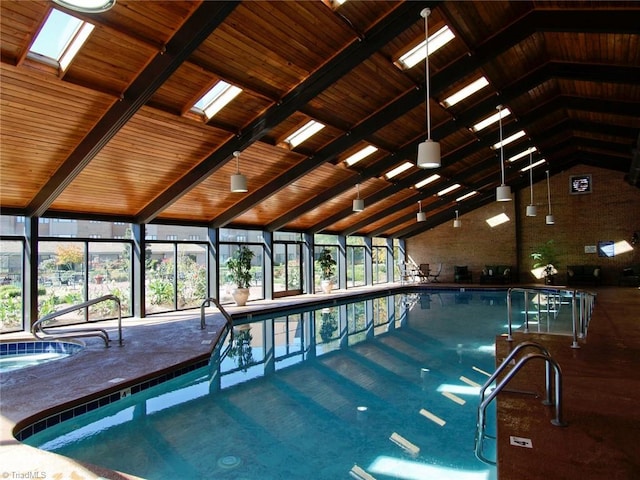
xmin=396 ymin=26 xmax=455 ymax=70
xmin=284 ymin=120 xmax=325 ymax=148
xmin=29 ymin=9 xmax=94 ymax=72
xmin=442 ymin=77 xmax=489 ymax=107
xmin=192 ymin=80 xmax=242 ymax=120
xmin=344 ymin=145 xmax=378 ymax=166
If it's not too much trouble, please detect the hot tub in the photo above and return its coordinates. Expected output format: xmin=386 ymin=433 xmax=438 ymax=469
xmin=0 ymin=341 xmax=84 ymax=372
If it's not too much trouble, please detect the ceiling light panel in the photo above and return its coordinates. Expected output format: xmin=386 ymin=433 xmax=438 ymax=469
xmin=442 ymin=77 xmax=489 ymax=107
xmin=397 ymin=26 xmax=455 ymax=70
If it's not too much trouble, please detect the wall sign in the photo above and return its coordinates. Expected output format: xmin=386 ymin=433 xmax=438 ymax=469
xmin=570 ymin=174 xmax=592 ymax=194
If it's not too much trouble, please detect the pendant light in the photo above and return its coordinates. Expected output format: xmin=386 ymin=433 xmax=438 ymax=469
xmin=495 ymin=105 xmax=512 ymax=201
xmin=353 ymin=183 xmax=364 ymax=212
xmin=526 ymin=149 xmax=537 ymax=216
xmin=230 ymin=151 xmax=248 ymax=193
xmin=545 ymin=169 xmax=555 ymax=225
xmin=417 ymin=200 xmax=427 ymax=222
xmin=453 ymin=209 xmax=461 ymax=228
xmin=416 ymin=8 xmax=441 ymax=169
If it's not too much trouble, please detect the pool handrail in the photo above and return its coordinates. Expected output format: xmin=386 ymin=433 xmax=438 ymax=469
xmin=506 ymin=286 xmax=596 ymax=348
xmin=475 ymin=344 xmax=567 ymax=465
xmin=200 ymin=297 xmax=235 ymax=361
xmin=32 ymin=294 xmax=122 ymax=347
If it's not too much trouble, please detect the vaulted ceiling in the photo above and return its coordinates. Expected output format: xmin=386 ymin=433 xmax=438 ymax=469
xmin=1 ymin=1 xmax=639 ymax=238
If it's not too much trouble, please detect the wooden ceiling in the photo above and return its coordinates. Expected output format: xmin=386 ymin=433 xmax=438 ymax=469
xmin=1 ymin=1 xmax=639 ymax=238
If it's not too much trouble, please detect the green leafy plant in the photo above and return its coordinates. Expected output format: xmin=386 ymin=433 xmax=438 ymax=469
xmin=228 ymin=327 xmax=254 ymax=371
xmin=318 ymin=248 xmax=336 ymax=281
xmin=531 ymin=240 xmax=559 ymax=269
xmin=226 ymin=246 xmax=255 ymax=289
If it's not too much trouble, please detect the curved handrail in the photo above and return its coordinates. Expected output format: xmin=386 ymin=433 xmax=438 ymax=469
xmin=32 ymin=294 xmax=122 ymax=347
xmin=475 ymin=351 xmax=567 ymax=465
xmin=506 ymin=286 xmax=596 ymax=347
xmin=200 ymin=297 xmax=234 ymax=359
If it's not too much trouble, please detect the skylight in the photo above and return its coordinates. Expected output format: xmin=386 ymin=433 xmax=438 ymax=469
xmin=509 ymin=146 xmax=537 ymax=163
xmin=519 ymin=159 xmax=546 ymax=172
xmin=397 ymin=26 xmax=455 ymax=70
xmin=456 ymin=191 xmax=478 ymax=202
xmin=385 ymin=162 xmax=413 ymax=179
xmin=437 ymin=183 xmax=461 ymax=196
xmin=345 ymin=145 xmax=378 ymax=166
xmin=193 ymin=81 xmax=242 ymax=120
xmin=414 ymin=174 xmax=441 ymax=189
xmin=285 ymin=120 xmax=325 ymax=148
xmin=472 ymin=108 xmax=511 ymax=132
xmin=492 ymin=130 xmax=526 ymax=149
xmin=442 ymin=77 xmax=489 ymax=107
xmin=29 ymin=8 xmax=94 ymax=72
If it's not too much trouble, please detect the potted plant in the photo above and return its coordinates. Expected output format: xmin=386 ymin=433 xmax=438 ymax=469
xmin=531 ymin=239 xmax=559 ymax=284
xmin=318 ymin=248 xmax=336 ymax=293
xmin=228 ymin=325 xmax=254 ymax=371
xmin=226 ymin=246 xmax=254 ymax=306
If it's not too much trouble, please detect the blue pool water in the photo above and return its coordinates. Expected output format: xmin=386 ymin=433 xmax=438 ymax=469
xmin=0 ymin=341 xmax=84 ymax=372
xmin=24 ymin=290 xmax=533 ymax=480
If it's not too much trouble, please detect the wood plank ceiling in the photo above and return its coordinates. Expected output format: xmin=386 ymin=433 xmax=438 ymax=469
xmin=1 ymin=0 xmax=639 ymax=239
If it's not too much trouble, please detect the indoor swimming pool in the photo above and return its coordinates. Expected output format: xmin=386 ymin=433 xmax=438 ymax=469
xmin=23 ymin=289 xmax=549 ymax=480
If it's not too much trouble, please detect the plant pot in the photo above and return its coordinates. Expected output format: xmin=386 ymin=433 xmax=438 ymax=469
xmin=321 ymin=279 xmax=333 ymax=294
xmin=232 ymin=287 xmax=250 ymax=306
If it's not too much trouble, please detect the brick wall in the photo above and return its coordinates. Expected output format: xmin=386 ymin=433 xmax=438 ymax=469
xmin=407 ymin=165 xmax=640 ymax=285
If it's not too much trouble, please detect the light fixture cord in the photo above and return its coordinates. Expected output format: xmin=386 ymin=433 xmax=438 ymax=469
xmin=529 ymin=149 xmax=534 ymax=204
xmin=418 ymin=200 xmax=422 ymax=213
xmin=424 ymin=8 xmax=431 ymax=141
xmin=234 ymin=151 xmax=241 ymax=174
xmin=498 ymin=105 xmax=505 ymax=184
xmin=356 ymin=183 xmax=361 ymax=199
xmin=546 ymin=169 xmax=552 ymax=214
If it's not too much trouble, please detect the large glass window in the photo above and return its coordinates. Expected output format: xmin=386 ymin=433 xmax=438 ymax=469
xmin=347 ymin=236 xmax=366 ymax=288
xmin=88 ymin=241 xmax=132 ymax=319
xmin=0 ymin=239 xmax=24 ymax=332
xmin=372 ymin=237 xmax=389 ymax=284
xmin=314 ymin=245 xmax=339 ymax=293
xmin=273 ymin=242 xmax=302 ymax=296
xmin=219 ymin=242 xmax=263 ymax=305
xmin=145 ymin=243 xmax=175 ymax=314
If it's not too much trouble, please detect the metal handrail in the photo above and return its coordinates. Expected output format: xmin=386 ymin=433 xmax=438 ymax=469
xmin=475 ymin=347 xmax=567 ymax=465
xmin=506 ymin=286 xmax=596 ymax=347
xmin=200 ymin=297 xmax=234 ymax=359
xmin=32 ymin=294 xmax=122 ymax=347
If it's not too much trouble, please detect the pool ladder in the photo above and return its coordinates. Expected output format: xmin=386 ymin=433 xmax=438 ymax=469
xmin=474 ymin=341 xmax=567 ymax=466
xmin=200 ymin=297 xmax=234 ymax=359
xmin=32 ymin=294 xmax=123 ymax=347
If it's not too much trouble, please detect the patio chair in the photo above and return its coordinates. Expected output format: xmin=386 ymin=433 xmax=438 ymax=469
xmin=427 ymin=263 xmax=442 ymax=283
xmin=417 ymin=264 xmax=430 ymax=283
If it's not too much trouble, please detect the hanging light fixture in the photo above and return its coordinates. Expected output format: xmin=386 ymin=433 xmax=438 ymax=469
xmin=230 ymin=151 xmax=248 ymax=193
xmin=495 ymin=105 xmax=512 ymax=201
xmin=453 ymin=209 xmax=461 ymax=228
xmin=353 ymin=183 xmax=364 ymax=212
xmin=417 ymin=200 xmax=427 ymax=222
xmin=416 ymin=8 xmax=441 ymax=169
xmin=526 ymin=149 xmax=537 ymax=216
xmin=545 ymin=169 xmax=555 ymax=225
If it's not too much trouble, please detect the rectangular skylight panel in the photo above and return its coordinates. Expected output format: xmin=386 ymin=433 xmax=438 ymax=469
xmin=492 ymin=130 xmax=526 ymax=149
xmin=442 ymin=77 xmax=489 ymax=107
xmin=398 ymin=26 xmax=455 ymax=69
xmin=345 ymin=145 xmax=378 ymax=166
xmin=414 ymin=174 xmax=440 ymax=189
xmin=194 ymin=81 xmax=242 ymax=120
xmin=519 ymin=159 xmax=546 ymax=172
xmin=385 ymin=162 xmax=413 ymax=179
xmin=472 ymin=108 xmax=511 ymax=132
xmin=437 ymin=183 xmax=461 ymax=196
xmin=456 ymin=191 xmax=478 ymax=202
xmin=29 ymin=9 xmax=93 ymax=71
xmin=509 ymin=146 xmax=537 ymax=162
xmin=285 ymin=120 xmax=325 ymax=148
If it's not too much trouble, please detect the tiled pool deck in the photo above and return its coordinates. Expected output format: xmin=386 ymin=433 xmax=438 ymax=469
xmin=1 ymin=284 xmax=638 ymax=479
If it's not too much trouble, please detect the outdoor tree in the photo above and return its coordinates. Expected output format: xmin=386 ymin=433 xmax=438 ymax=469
xmin=56 ymin=244 xmax=83 ymax=271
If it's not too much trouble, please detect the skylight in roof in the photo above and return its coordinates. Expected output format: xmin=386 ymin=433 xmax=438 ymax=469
xmin=29 ymin=8 xmax=94 ymax=71
xmin=437 ymin=183 xmax=461 ymax=196
xmin=385 ymin=162 xmax=413 ymax=180
xmin=285 ymin=120 xmax=325 ymax=148
xmin=193 ymin=81 xmax=242 ymax=120
xmin=486 ymin=213 xmax=510 ymax=227
xmin=472 ymin=108 xmax=511 ymax=132
xmin=456 ymin=191 xmax=478 ymax=202
xmin=345 ymin=145 xmax=378 ymax=166
xmin=442 ymin=77 xmax=489 ymax=107
xmin=492 ymin=130 xmax=526 ymax=150
xmin=414 ymin=174 xmax=440 ymax=189
xmin=509 ymin=146 xmax=537 ymax=163
xmin=397 ymin=26 xmax=455 ymax=70
xmin=519 ymin=159 xmax=546 ymax=172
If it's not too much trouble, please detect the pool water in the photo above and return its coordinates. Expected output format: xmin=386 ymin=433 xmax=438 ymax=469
xmin=0 ymin=341 xmax=84 ymax=372
xmin=24 ymin=290 xmax=534 ymax=480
